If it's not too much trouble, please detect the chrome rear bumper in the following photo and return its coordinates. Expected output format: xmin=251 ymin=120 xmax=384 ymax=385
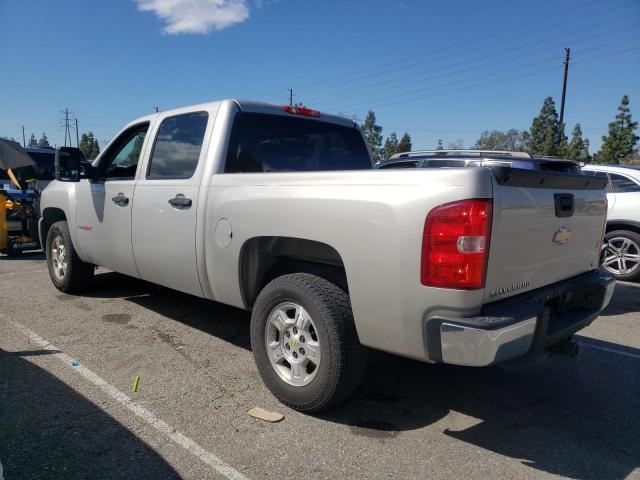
xmin=429 ymin=271 xmax=616 ymax=367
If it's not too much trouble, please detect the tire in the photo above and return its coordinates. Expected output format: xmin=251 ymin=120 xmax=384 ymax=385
xmin=46 ymin=220 xmax=94 ymax=293
xmin=250 ymin=273 xmax=367 ymax=412
xmin=601 ymin=230 xmax=640 ymax=282
xmin=5 ymin=242 xmax=19 ymax=258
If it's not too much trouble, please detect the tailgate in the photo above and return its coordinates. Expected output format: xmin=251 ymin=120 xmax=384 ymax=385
xmin=485 ymin=167 xmax=608 ymax=302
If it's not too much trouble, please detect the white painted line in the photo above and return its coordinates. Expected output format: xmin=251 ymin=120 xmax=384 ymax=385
xmin=0 ymin=269 xmax=48 ymax=277
xmin=580 ymin=342 xmax=640 ymax=359
xmin=11 ymin=320 xmax=249 ymax=480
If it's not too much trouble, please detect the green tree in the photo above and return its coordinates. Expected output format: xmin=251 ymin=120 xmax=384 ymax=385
xmin=528 ymin=97 xmax=567 ymax=156
xmin=28 ymin=134 xmax=38 ymax=147
xmin=37 ymin=132 xmax=50 ymax=148
xmin=383 ymin=132 xmax=399 ymax=159
xmin=598 ymin=95 xmax=639 ymax=164
xmin=447 ymin=139 xmax=464 ymax=150
xmin=436 ymin=139 xmax=443 ymax=150
xmin=360 ymin=110 xmax=383 ymax=162
xmin=474 ymin=129 xmax=528 ymax=151
xmin=397 ymin=132 xmax=412 ymax=153
xmin=79 ymin=132 xmax=100 ymax=159
xmin=565 ymin=124 xmax=590 ymax=162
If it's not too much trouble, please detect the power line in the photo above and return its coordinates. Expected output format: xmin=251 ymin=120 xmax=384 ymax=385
xmin=305 ymin=20 xmax=638 ymax=107
xmin=254 ymin=0 xmax=631 ymax=99
xmin=327 ymin=47 xmax=638 ymax=114
xmin=59 ymin=108 xmax=77 ymax=147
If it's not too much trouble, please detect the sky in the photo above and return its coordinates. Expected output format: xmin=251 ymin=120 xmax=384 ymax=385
xmin=1 ymin=0 xmax=639 ymax=153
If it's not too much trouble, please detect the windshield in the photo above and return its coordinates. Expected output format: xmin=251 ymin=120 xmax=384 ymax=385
xmin=0 ymin=150 xmax=55 ymax=183
xmin=224 ymin=112 xmax=372 ymax=173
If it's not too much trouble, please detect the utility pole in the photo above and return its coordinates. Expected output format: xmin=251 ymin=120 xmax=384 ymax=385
xmin=559 ymin=47 xmax=570 ymax=126
xmin=75 ymin=118 xmax=80 ymax=147
xmin=21 ymin=126 xmax=25 ymax=147
xmin=154 ymin=106 xmax=159 ymax=113
xmin=288 ymin=88 xmax=293 ymax=107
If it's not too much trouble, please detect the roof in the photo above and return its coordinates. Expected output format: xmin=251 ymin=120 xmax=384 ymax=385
xmin=389 ymin=149 xmax=533 ymax=159
xmin=583 ymin=164 xmax=640 ymax=179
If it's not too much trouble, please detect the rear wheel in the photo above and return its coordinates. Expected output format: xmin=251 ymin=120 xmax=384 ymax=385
xmin=251 ymin=273 xmax=366 ymax=412
xmin=46 ymin=221 xmax=94 ymax=293
xmin=601 ymin=230 xmax=640 ymax=281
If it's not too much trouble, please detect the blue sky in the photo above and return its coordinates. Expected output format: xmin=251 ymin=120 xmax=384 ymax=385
xmin=1 ymin=0 xmax=638 ymax=152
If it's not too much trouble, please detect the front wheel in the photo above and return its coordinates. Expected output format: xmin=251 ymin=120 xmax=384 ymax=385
xmin=250 ymin=273 xmax=366 ymax=412
xmin=601 ymin=230 xmax=640 ymax=282
xmin=46 ymin=220 xmax=94 ymax=293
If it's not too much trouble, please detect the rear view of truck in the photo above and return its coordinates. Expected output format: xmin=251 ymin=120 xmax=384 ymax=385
xmin=426 ymin=166 xmax=615 ymax=367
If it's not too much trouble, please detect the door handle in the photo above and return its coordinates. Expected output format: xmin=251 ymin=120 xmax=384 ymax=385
xmin=168 ymin=194 xmax=192 ymax=209
xmin=111 ymin=193 xmax=129 ymax=207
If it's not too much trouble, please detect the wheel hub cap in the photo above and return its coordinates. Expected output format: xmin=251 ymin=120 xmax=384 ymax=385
xmin=51 ymin=236 xmax=68 ymax=281
xmin=602 ymin=237 xmax=640 ymax=276
xmin=265 ymin=302 xmax=321 ymax=387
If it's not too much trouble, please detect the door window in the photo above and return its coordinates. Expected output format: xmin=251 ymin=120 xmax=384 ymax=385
xmin=609 ymin=173 xmax=640 ymax=193
xmin=147 ymin=112 xmax=209 ymax=180
xmin=99 ymin=123 xmax=149 ymax=180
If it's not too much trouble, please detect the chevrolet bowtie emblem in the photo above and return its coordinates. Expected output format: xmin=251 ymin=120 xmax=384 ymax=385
xmin=290 ymin=339 xmax=297 ymax=348
xmin=552 ymin=227 xmax=572 ymax=245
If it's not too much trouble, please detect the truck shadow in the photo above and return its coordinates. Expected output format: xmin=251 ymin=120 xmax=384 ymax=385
xmin=0 ymin=346 xmax=181 ymax=479
xmin=321 ymin=340 xmax=639 ymax=479
xmin=598 ymin=282 xmax=640 ymax=316
xmin=82 ymin=271 xmax=638 ymax=479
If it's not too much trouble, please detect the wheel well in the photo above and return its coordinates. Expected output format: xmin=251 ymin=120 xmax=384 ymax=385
xmin=40 ymin=208 xmax=67 ymax=245
xmin=606 ymin=221 xmax=640 ymax=236
xmin=239 ymin=237 xmax=348 ymax=308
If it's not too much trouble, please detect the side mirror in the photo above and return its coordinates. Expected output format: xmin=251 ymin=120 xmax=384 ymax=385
xmin=55 ymin=147 xmax=86 ymax=182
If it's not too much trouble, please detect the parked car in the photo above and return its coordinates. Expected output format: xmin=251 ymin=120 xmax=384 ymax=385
xmin=40 ymin=101 xmax=614 ymax=411
xmin=582 ymin=164 xmax=640 ymax=281
xmin=377 ymin=149 xmax=581 ymax=172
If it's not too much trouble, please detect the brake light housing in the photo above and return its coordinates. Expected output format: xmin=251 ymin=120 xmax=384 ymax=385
xmin=283 ymin=105 xmax=320 ymax=118
xmin=421 ymin=199 xmax=492 ymax=289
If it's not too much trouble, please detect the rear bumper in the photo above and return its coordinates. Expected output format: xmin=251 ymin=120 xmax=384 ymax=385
xmin=427 ymin=271 xmax=616 ymax=366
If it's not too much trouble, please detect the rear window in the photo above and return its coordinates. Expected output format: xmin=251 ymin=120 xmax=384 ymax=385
xmin=609 ymin=173 xmax=640 ymax=193
xmin=224 ymin=112 xmax=372 ymax=173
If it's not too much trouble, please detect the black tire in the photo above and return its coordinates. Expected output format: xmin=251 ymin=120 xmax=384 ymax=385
xmin=5 ymin=242 xmax=19 ymax=258
xmin=251 ymin=273 xmax=367 ymax=412
xmin=46 ymin=220 xmax=94 ymax=293
xmin=602 ymin=230 xmax=640 ymax=282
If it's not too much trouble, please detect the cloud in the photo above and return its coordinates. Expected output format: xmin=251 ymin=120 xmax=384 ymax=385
xmin=136 ymin=0 xmax=250 ymax=34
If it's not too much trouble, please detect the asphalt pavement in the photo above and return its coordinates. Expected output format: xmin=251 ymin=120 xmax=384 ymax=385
xmin=1 ymin=253 xmax=639 ymax=479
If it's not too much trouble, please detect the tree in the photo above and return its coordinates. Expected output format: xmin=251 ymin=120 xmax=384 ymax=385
xmin=79 ymin=132 xmax=100 ymax=159
xmin=383 ymin=132 xmax=399 ymax=160
xmin=360 ymin=110 xmax=383 ymax=162
xmin=28 ymin=134 xmax=38 ymax=147
xmin=474 ymin=129 xmax=528 ymax=151
xmin=37 ymin=132 xmax=50 ymax=148
xmin=528 ymin=97 xmax=567 ymax=156
xmin=436 ymin=139 xmax=444 ymax=150
xmin=397 ymin=132 xmax=412 ymax=153
xmin=447 ymin=139 xmax=464 ymax=150
xmin=598 ymin=95 xmax=639 ymax=164
xmin=565 ymin=124 xmax=590 ymax=162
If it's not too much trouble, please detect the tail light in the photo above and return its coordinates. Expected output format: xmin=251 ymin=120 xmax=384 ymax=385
xmin=421 ymin=199 xmax=492 ymax=289
xmin=283 ymin=105 xmax=320 ymax=117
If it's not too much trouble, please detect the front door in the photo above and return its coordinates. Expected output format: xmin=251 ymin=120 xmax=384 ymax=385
xmin=75 ymin=123 xmax=150 ymax=277
xmin=132 ymin=111 xmax=210 ymax=297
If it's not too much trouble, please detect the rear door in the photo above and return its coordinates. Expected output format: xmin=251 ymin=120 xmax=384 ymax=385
xmin=484 ymin=168 xmax=608 ymax=301
xmin=131 ymin=110 xmax=211 ymax=297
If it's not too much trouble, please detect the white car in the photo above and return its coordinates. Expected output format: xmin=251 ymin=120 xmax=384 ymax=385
xmin=583 ymin=165 xmax=640 ymax=281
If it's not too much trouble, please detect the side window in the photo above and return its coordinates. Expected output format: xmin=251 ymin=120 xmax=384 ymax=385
xmin=609 ymin=173 xmax=640 ymax=193
xmin=100 ymin=123 xmax=149 ymax=180
xmin=584 ymin=170 xmax=613 ymax=192
xmin=147 ymin=112 xmax=208 ymax=180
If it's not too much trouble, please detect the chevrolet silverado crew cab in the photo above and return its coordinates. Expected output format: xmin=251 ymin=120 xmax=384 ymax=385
xmin=40 ymin=100 xmax=615 ymax=412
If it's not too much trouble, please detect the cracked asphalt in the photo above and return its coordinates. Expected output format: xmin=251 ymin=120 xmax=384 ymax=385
xmin=1 ymin=253 xmax=639 ymax=479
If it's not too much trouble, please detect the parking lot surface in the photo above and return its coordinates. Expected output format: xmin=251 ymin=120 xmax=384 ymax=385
xmin=1 ymin=253 xmax=639 ymax=480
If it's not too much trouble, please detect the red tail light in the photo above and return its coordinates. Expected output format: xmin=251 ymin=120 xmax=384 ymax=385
xmin=421 ymin=199 xmax=492 ymax=289
xmin=283 ymin=105 xmax=320 ymax=117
